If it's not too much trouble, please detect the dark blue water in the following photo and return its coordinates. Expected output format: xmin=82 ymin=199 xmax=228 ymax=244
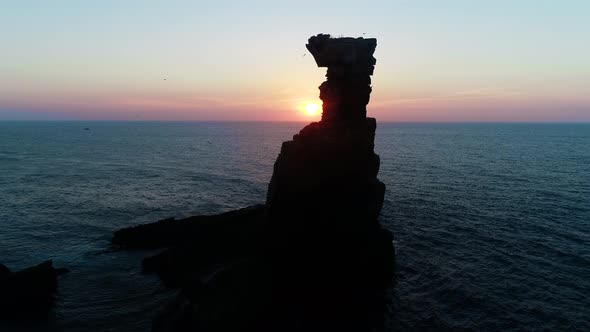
xmin=1 ymin=121 xmax=588 ymax=331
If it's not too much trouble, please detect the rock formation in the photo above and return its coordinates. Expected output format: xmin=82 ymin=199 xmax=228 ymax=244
xmin=264 ymin=34 xmax=393 ymax=321
xmin=306 ymin=33 xmax=377 ymax=122
xmin=0 ymin=260 xmax=69 ymax=318
xmin=112 ymin=34 xmax=394 ymax=331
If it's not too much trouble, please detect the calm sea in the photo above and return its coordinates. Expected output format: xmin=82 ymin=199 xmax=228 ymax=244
xmin=0 ymin=121 xmax=589 ymax=331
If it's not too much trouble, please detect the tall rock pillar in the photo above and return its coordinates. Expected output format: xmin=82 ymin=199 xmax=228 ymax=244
xmin=265 ymin=34 xmax=394 ymax=293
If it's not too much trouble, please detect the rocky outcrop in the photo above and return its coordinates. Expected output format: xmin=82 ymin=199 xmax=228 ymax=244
xmin=0 ymin=260 xmax=69 ymax=318
xmin=112 ymin=34 xmax=394 ymax=331
xmin=112 ymin=205 xmax=266 ymax=250
xmin=113 ymin=205 xmax=266 ymax=288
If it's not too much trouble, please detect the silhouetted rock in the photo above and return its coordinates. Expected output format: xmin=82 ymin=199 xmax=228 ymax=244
xmin=0 ymin=263 xmax=10 ymax=276
xmin=113 ymin=34 xmax=394 ymax=331
xmin=119 ymin=205 xmax=266 ymax=288
xmin=112 ymin=205 xmax=266 ymax=250
xmin=305 ymin=33 xmax=376 ymax=122
xmin=260 ymin=34 xmax=393 ymax=330
xmin=0 ymin=260 xmax=69 ymax=318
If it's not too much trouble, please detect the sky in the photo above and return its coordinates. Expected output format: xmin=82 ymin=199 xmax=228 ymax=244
xmin=1 ymin=0 xmax=589 ymax=122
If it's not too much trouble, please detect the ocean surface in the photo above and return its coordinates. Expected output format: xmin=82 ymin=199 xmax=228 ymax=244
xmin=0 ymin=121 xmax=589 ymax=331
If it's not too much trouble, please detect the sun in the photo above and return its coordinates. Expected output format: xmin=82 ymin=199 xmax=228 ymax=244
xmin=303 ymin=102 xmax=321 ymax=116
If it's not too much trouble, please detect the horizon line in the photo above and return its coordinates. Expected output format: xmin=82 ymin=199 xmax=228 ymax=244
xmin=1 ymin=119 xmax=589 ymax=124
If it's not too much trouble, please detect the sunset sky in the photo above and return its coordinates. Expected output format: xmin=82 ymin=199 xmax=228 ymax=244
xmin=1 ymin=0 xmax=589 ymax=122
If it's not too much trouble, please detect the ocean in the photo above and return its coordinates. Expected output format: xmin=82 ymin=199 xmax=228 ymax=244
xmin=0 ymin=121 xmax=588 ymax=331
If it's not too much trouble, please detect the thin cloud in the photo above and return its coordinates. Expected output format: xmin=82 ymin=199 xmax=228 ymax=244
xmin=372 ymin=88 xmax=526 ymax=107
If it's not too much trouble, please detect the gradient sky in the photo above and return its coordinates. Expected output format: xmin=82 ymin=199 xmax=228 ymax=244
xmin=1 ymin=0 xmax=589 ymax=121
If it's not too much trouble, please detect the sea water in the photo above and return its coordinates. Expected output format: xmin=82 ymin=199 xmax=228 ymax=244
xmin=0 ymin=121 xmax=588 ymax=331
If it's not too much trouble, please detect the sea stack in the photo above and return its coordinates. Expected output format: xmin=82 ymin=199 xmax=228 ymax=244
xmin=264 ymin=33 xmax=394 ymax=325
xmin=268 ymin=34 xmax=384 ymax=219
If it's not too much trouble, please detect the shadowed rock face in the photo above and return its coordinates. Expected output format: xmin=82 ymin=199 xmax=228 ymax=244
xmin=268 ymin=35 xmax=383 ymax=222
xmin=112 ymin=34 xmax=395 ymax=332
xmin=265 ymin=33 xmax=393 ymax=314
xmin=267 ymin=119 xmax=384 ymax=224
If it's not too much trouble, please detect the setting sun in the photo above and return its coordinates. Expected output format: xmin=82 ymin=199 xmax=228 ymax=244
xmin=303 ymin=102 xmax=321 ymax=116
